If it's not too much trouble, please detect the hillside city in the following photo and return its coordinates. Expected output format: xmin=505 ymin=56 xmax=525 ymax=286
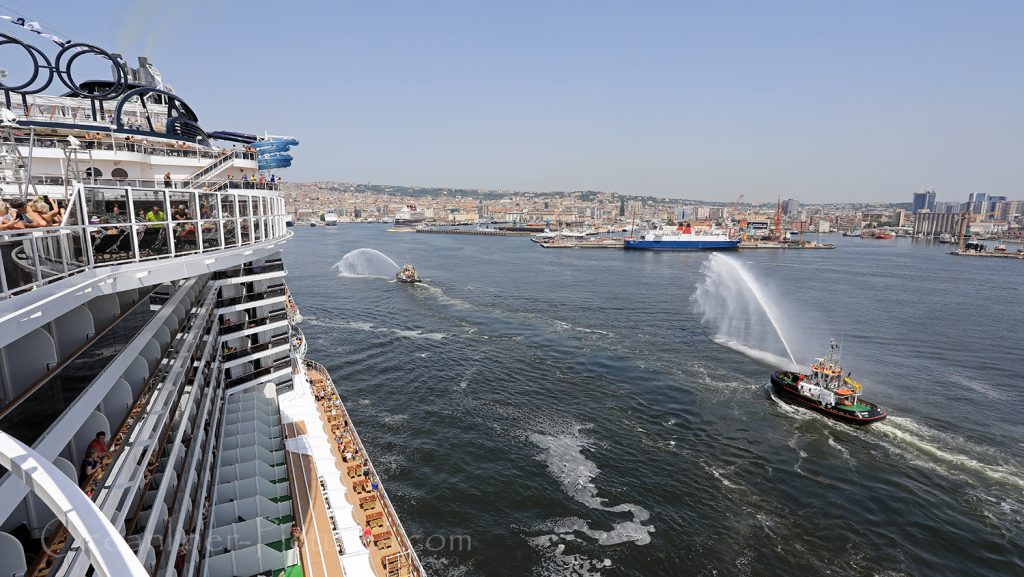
xmin=282 ymin=182 xmax=1023 ymax=239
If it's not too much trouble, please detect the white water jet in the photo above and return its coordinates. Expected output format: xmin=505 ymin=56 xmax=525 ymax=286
xmin=333 ymin=248 xmax=401 ymax=278
xmin=694 ymin=253 xmax=799 ymax=369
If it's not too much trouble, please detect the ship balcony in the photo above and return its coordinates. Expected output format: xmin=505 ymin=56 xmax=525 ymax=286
xmin=219 ymin=311 xmax=290 ymax=341
xmin=223 ymin=342 xmax=291 ymax=370
xmin=0 ymin=183 xmax=290 ymax=342
xmin=222 ymin=333 xmax=291 ymax=366
xmin=224 ymin=359 xmax=293 ymax=392
xmin=215 ymin=285 xmax=288 ymax=313
xmin=212 ymin=261 xmax=287 ymax=285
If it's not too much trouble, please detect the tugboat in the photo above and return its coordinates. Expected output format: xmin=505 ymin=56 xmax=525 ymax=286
xmin=395 ymin=263 xmax=421 ymax=284
xmin=770 ymin=339 xmax=887 ymax=425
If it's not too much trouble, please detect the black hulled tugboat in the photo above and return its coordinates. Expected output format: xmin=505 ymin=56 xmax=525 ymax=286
xmin=395 ymin=263 xmax=421 ymax=284
xmin=770 ymin=339 xmax=887 ymax=425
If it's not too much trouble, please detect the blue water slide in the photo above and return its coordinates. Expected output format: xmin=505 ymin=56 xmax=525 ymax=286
xmin=258 ymin=153 xmax=293 ymax=170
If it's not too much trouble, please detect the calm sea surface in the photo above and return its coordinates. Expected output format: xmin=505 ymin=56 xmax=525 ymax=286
xmin=282 ymin=226 xmax=1022 ymax=577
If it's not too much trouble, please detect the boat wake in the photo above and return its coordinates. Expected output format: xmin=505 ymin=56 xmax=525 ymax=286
xmin=304 ymin=316 xmax=448 ymax=340
xmin=332 ymin=248 xmax=400 ymax=278
xmin=869 ymin=416 xmax=1024 ymax=492
xmin=770 ymin=384 xmax=1023 ymax=528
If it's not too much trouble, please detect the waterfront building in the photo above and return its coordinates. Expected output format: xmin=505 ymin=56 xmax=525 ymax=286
xmin=913 ymin=211 xmax=962 ymax=237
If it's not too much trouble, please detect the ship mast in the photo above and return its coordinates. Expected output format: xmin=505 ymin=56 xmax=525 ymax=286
xmin=771 ymin=196 xmax=784 ymax=241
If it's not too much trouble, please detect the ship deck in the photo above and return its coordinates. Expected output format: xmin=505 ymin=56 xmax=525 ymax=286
xmin=283 ymin=420 xmax=347 ymax=577
xmin=277 ymin=360 xmax=419 ymax=577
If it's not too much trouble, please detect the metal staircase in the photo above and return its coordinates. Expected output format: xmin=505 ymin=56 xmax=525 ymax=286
xmin=183 ymin=150 xmax=237 ymax=189
xmin=0 ymin=126 xmax=35 ymax=198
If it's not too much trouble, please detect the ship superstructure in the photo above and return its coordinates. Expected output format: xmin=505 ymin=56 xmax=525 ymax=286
xmin=0 ymin=29 xmax=423 ymax=577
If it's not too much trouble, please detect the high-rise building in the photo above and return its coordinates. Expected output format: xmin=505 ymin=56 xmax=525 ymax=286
xmin=987 ymin=196 xmax=1007 ymax=218
xmin=967 ymin=192 xmax=988 ymax=216
xmin=782 ymin=198 xmax=800 ymax=216
xmin=912 ymin=190 xmax=936 ymax=213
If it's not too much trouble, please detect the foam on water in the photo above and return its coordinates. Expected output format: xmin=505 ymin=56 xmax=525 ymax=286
xmin=333 ymin=248 xmax=400 ymax=277
xmin=529 ymin=430 xmax=655 ymax=546
xmin=305 ymin=316 xmax=448 ymax=340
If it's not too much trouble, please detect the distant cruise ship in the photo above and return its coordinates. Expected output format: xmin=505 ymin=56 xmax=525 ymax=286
xmin=0 ymin=27 xmax=423 ymax=577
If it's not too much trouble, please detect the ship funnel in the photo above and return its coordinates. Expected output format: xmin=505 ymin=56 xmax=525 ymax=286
xmin=137 ymin=57 xmax=154 ymax=86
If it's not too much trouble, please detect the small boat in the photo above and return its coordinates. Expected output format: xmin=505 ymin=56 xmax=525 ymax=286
xmin=395 ymin=263 xmax=421 ymax=284
xmin=874 ymin=232 xmax=894 ymax=239
xmin=994 ymin=244 xmax=1007 ymax=253
xmin=770 ymin=339 xmax=887 ymax=425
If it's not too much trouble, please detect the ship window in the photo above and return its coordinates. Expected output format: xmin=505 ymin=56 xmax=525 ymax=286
xmin=84 ymin=167 xmax=103 ymax=178
xmin=111 ymin=168 xmax=128 ymax=179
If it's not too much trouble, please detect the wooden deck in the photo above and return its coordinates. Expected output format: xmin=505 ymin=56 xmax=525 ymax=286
xmin=283 ymin=420 xmax=346 ymax=577
xmin=306 ymin=368 xmax=417 ymax=577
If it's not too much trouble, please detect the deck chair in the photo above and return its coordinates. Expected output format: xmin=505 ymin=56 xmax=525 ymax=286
xmin=138 ymin=228 xmax=165 ymax=255
xmin=91 ymin=232 xmax=123 ymax=260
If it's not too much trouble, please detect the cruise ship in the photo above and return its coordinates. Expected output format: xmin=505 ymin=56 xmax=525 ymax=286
xmin=0 ymin=28 xmax=423 ymax=577
xmin=392 ymin=206 xmax=425 ymax=227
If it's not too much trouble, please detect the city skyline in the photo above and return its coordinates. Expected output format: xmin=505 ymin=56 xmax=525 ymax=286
xmin=23 ymin=1 xmax=1024 ymax=202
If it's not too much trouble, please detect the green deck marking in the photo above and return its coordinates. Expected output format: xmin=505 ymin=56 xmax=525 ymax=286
xmin=283 ymin=564 xmax=303 ymax=577
xmin=270 ymin=494 xmax=292 ymax=503
xmin=270 ymin=514 xmax=294 ymax=525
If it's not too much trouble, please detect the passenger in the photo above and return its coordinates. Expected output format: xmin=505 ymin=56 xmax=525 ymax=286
xmin=87 ymin=431 xmax=107 ymax=457
xmin=7 ymin=198 xmax=47 ymax=228
xmin=0 ymin=199 xmax=18 ymax=230
xmin=163 ymin=171 xmax=173 ymax=188
xmin=146 ymin=205 xmax=166 ymax=223
xmin=79 ymin=448 xmax=100 ymax=485
xmin=291 ymin=524 xmax=303 ymax=549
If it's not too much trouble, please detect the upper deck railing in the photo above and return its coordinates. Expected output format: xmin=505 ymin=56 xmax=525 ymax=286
xmin=0 ymin=182 xmax=290 ymax=300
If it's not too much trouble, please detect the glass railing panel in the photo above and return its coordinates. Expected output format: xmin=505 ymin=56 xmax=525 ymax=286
xmin=171 ymin=220 xmax=201 ymax=255
xmin=87 ymin=223 xmax=139 ymax=263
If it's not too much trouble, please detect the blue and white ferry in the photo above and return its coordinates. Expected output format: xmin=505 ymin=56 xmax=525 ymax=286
xmin=624 ymin=224 xmax=739 ymax=250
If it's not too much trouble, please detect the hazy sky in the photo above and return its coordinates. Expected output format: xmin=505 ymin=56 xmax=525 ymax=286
xmin=8 ymin=1 xmax=1024 ymax=202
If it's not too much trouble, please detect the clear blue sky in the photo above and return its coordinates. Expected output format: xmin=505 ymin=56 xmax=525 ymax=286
xmin=7 ymin=0 xmax=1024 ymax=202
